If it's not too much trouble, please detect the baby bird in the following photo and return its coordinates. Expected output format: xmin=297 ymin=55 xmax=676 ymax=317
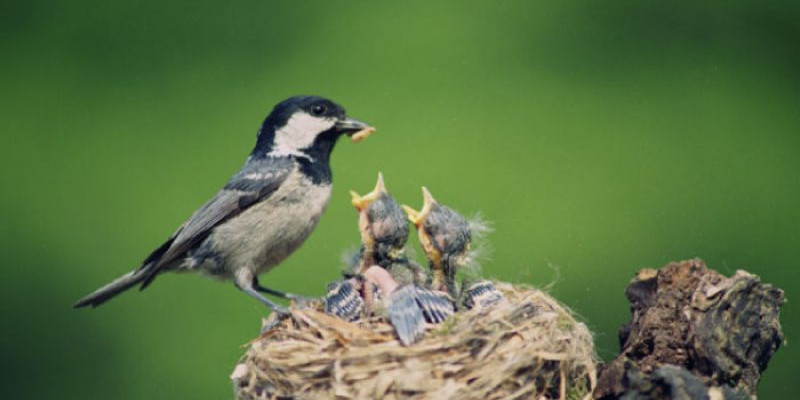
xmin=350 ymin=173 xmax=414 ymax=275
xmin=323 ymin=277 xmax=364 ymax=322
xmin=363 ymin=266 xmax=453 ymax=346
xmin=353 ymin=177 xmax=456 ymax=338
xmin=460 ymin=279 xmax=505 ymax=311
xmin=352 ymin=175 xmax=453 ymax=323
xmin=403 ymin=187 xmax=504 ymax=311
xmin=403 ymin=187 xmax=471 ymax=299
xmin=363 ymin=266 xmax=424 ymax=345
xmin=325 ymin=174 xmax=454 ymax=332
xmin=325 ymin=173 xmax=415 ymax=320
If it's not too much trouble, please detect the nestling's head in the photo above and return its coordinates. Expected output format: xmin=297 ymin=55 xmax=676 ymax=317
xmin=404 ymin=188 xmax=472 ymax=267
xmin=350 ymin=173 xmax=410 ymax=262
xmin=254 ymin=96 xmax=375 ymax=159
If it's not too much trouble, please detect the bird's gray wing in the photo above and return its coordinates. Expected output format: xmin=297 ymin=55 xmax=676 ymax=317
xmin=461 ymin=280 xmax=504 ymax=310
xmin=414 ymin=288 xmax=455 ymax=323
xmin=387 ymin=285 xmax=427 ymax=346
xmin=139 ymin=158 xmax=294 ymax=287
xmin=324 ymin=279 xmax=364 ymax=322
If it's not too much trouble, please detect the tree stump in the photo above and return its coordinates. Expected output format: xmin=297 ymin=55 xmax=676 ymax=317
xmin=595 ymin=259 xmax=785 ymax=400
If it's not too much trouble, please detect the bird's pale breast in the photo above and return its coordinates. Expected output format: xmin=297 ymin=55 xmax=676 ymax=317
xmin=207 ymin=168 xmax=332 ymax=276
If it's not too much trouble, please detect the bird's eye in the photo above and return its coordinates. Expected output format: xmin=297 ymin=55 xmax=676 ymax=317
xmin=311 ymin=104 xmax=327 ymax=116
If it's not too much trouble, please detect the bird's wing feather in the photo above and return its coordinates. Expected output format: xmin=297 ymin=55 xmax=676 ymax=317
xmin=324 ymin=279 xmax=364 ymax=321
xmin=387 ymin=285 xmax=427 ymax=346
xmin=414 ymin=288 xmax=455 ymax=323
xmin=139 ymin=158 xmax=294 ymax=286
xmin=461 ymin=280 xmax=505 ymax=310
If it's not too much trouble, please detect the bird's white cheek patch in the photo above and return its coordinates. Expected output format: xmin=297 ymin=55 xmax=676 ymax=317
xmin=270 ymin=112 xmax=335 ymax=158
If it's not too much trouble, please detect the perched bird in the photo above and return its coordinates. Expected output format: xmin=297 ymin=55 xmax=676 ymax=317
xmin=404 ymin=187 xmax=503 ymax=310
xmin=74 ymin=96 xmax=375 ymax=316
xmin=362 ymin=265 xmax=455 ymax=345
xmin=362 ymin=266 xmax=423 ymax=345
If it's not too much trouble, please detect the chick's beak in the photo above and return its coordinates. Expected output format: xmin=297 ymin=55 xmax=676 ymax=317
xmin=402 ymin=186 xmax=437 ymax=227
xmin=336 ymin=117 xmax=376 ymax=142
xmin=350 ymin=172 xmax=387 ymax=211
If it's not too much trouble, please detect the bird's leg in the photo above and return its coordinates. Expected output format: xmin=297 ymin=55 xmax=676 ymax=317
xmin=253 ymin=283 xmax=289 ymax=298
xmin=252 ymin=277 xmax=316 ymax=305
xmin=241 ymin=286 xmax=291 ymax=316
xmin=234 ymin=271 xmax=290 ymax=316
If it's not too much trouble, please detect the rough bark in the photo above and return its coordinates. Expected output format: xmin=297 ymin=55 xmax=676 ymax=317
xmin=595 ymin=259 xmax=784 ymax=400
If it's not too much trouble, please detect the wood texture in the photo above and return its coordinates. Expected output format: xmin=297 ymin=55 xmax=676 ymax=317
xmin=595 ymin=259 xmax=784 ymax=400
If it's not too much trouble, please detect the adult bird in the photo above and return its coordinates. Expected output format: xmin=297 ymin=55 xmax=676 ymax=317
xmin=74 ymin=96 xmax=375 ymax=316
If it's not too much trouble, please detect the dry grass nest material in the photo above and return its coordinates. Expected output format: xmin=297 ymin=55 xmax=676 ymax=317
xmin=232 ymin=283 xmax=597 ymax=400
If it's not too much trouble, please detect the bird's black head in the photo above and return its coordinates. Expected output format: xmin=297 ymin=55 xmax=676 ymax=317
xmin=253 ymin=95 xmax=375 ymax=162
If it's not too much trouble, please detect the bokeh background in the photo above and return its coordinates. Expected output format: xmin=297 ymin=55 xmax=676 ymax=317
xmin=2 ymin=1 xmax=797 ymax=398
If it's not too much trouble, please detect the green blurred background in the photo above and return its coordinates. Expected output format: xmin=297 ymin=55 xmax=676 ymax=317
xmin=2 ymin=1 xmax=797 ymax=398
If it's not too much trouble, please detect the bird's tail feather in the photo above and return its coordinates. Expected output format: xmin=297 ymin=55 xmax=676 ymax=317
xmin=73 ymin=267 xmax=150 ymax=308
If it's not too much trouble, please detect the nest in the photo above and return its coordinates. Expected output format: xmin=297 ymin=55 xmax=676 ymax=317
xmin=232 ymin=283 xmax=597 ymax=400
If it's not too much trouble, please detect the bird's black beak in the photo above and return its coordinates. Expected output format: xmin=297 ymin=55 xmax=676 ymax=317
xmin=336 ymin=117 xmax=376 ymax=142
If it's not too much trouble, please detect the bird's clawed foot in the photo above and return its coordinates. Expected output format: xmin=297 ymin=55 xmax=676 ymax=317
xmin=237 ymin=276 xmax=295 ymax=319
xmin=271 ymin=303 xmax=291 ymax=316
xmin=284 ymin=293 xmax=318 ymax=308
xmin=242 ymin=285 xmax=291 ymax=314
xmin=259 ymin=309 xmax=291 ymax=335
